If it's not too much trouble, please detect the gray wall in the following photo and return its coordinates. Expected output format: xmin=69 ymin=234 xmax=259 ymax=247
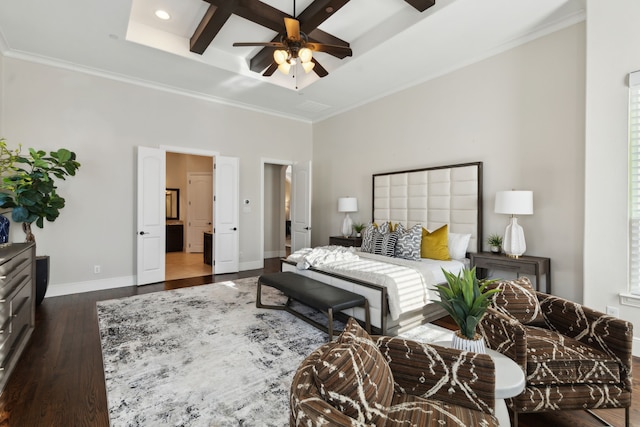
xmin=312 ymin=23 xmax=586 ymax=303
xmin=0 ymin=57 xmax=312 ymax=293
xmin=583 ymin=0 xmax=640 ymax=355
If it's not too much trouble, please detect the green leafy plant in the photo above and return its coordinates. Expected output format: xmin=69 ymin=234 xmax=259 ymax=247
xmin=0 ymin=138 xmax=81 ymax=241
xmin=487 ymin=233 xmax=503 ymax=247
xmin=432 ymin=267 xmax=499 ymax=340
xmin=353 ymin=223 xmax=366 ymax=233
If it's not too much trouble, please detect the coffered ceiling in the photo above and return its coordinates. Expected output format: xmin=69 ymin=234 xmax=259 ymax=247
xmin=0 ymin=0 xmax=585 ymax=122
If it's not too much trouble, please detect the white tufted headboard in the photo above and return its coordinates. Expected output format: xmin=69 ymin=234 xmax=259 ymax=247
xmin=372 ymin=162 xmax=483 ymax=254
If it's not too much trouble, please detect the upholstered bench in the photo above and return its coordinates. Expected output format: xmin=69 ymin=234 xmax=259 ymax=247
xmin=256 ymin=272 xmax=370 ymax=341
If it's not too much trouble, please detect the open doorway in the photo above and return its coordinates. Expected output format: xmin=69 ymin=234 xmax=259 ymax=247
xmin=165 ymin=152 xmax=214 ymax=281
xmin=263 ymin=163 xmax=291 ymax=261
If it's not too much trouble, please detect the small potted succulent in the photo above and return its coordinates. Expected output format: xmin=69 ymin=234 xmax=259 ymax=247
xmin=487 ymin=234 xmax=503 ymax=253
xmin=353 ymin=223 xmax=366 ymax=238
xmin=432 ymin=267 xmax=498 ymax=353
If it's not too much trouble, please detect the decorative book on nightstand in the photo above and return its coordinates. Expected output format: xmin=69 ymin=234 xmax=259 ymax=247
xmin=470 ymin=252 xmax=551 ymax=293
xmin=329 ymin=236 xmax=362 ymax=248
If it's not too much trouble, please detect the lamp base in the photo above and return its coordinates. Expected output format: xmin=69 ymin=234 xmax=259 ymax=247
xmin=503 ymin=217 xmax=526 ymax=258
xmin=341 ymin=214 xmax=353 ymax=237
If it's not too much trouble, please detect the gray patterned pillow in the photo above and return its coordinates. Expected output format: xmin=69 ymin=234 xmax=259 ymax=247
xmin=361 ymin=223 xmax=377 ymax=253
xmin=372 ymin=229 xmax=398 ymax=257
xmin=394 ymin=223 xmax=422 ymax=260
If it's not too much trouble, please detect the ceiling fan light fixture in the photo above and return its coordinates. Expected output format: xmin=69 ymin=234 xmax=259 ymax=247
xmin=299 ymin=48 xmax=313 ymax=63
xmin=273 ymin=49 xmax=289 ymax=65
xmin=278 ymin=62 xmax=291 ymax=75
xmin=302 ymin=61 xmax=315 ymax=74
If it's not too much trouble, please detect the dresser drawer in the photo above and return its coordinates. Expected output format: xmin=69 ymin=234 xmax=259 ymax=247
xmin=0 ymin=243 xmax=35 ymax=394
xmin=475 ymin=258 xmax=537 ymax=275
xmin=0 ymin=252 xmax=32 ymax=299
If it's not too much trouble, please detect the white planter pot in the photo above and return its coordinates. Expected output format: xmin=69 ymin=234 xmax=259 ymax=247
xmin=451 ymin=331 xmax=486 ymax=353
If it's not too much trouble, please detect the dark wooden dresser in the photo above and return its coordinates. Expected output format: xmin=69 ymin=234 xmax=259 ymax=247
xmin=0 ymin=242 xmax=35 ymax=393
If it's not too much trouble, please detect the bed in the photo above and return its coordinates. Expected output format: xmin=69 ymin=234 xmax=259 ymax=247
xmin=281 ymin=162 xmax=483 ymax=335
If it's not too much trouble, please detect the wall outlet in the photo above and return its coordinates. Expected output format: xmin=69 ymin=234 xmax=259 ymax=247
xmin=606 ymin=305 xmax=620 ymax=317
xmin=94 ymin=265 xmax=101 ymax=274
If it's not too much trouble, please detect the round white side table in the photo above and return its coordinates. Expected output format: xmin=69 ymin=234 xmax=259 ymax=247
xmin=433 ymin=340 xmax=525 ymax=426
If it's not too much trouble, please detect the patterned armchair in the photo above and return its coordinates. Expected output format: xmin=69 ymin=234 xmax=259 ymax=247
xmin=290 ymin=317 xmax=499 ymax=426
xmin=479 ymin=277 xmax=633 ymax=427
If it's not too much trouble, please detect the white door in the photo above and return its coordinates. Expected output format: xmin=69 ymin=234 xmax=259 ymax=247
xmin=214 ymin=156 xmax=239 ymax=273
xmin=186 ymin=172 xmax=213 ymax=253
xmin=136 ymin=146 xmax=166 ymax=285
xmin=291 ymin=160 xmax=312 ymax=251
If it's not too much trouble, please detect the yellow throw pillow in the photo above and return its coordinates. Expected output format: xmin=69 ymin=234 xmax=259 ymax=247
xmin=421 ymin=225 xmax=451 ymax=260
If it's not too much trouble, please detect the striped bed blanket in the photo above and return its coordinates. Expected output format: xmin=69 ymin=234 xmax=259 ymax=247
xmin=287 ymin=247 xmax=436 ymax=320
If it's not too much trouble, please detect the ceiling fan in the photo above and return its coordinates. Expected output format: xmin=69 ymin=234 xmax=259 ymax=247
xmin=232 ymin=3 xmax=352 ymax=78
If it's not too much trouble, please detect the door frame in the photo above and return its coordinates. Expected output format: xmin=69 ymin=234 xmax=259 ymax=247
xmin=260 ymin=158 xmax=293 ymax=269
xmin=161 ymin=145 xmax=219 ymax=276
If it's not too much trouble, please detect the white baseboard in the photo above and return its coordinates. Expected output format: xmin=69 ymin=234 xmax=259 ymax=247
xmin=239 ymin=260 xmax=263 ymax=271
xmin=46 ymin=275 xmax=136 ymax=298
xmin=45 ymin=261 xmax=271 ymax=298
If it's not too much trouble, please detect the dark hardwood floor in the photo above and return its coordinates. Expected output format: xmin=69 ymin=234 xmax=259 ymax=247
xmin=0 ymin=258 xmax=637 ymax=426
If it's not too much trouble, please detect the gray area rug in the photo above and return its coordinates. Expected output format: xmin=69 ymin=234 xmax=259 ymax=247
xmin=96 ymin=276 xmax=453 ymax=426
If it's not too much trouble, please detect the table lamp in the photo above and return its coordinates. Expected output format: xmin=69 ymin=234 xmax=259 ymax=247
xmin=495 ymin=191 xmax=533 ymax=258
xmin=338 ymin=197 xmax=358 ymax=237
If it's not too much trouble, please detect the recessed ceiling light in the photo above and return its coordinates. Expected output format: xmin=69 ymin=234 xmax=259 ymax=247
xmin=155 ymin=10 xmax=171 ymax=20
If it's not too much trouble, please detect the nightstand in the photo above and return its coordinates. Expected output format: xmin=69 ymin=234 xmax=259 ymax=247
xmin=470 ymin=252 xmax=551 ymax=293
xmin=329 ymin=236 xmax=362 ymax=247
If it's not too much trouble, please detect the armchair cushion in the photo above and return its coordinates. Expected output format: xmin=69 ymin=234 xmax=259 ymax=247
xmin=312 ymin=318 xmax=394 ymax=424
xmin=525 ymin=326 xmax=621 ymax=386
xmin=487 ymin=277 xmax=545 ymax=325
xmin=384 ymin=394 xmax=496 ymax=427
xmin=292 ymin=318 xmax=499 ymax=426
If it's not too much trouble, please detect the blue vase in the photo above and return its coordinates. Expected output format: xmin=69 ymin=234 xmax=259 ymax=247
xmin=0 ymin=214 xmax=9 ymax=245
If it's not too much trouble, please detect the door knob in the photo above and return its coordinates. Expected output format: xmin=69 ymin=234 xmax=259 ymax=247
xmin=304 ymin=227 xmax=311 ymax=230
xmin=139 ymin=231 xmax=149 ymax=235
xmin=232 ymin=227 xmax=237 ymax=231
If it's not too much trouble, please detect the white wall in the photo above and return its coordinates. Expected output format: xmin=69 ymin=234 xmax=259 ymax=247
xmin=0 ymin=57 xmax=312 ymax=293
xmin=312 ymin=23 xmax=586 ymax=302
xmin=584 ymin=0 xmax=640 ymax=354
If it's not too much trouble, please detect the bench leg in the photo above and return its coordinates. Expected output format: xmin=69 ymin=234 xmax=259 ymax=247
xmin=364 ymin=300 xmax=371 ymax=334
xmin=327 ymin=308 xmax=334 ymax=341
xmin=256 ymin=280 xmax=286 ymax=311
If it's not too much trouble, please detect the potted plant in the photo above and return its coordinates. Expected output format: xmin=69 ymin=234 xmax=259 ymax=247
xmin=353 ymin=223 xmax=366 ymax=237
xmin=487 ymin=233 xmax=503 ymax=253
xmin=0 ymin=138 xmax=81 ymax=304
xmin=432 ymin=267 xmax=499 ymax=353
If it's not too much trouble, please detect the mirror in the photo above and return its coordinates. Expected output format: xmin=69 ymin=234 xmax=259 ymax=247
xmin=166 ymin=188 xmax=180 ymax=220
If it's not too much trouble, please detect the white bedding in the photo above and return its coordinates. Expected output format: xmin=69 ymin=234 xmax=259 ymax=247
xmin=286 ymin=247 xmax=466 ymax=320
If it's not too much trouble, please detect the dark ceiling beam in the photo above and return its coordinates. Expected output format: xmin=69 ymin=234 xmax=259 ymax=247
xmin=296 ymin=0 xmax=350 ymax=34
xmin=404 ymin=0 xmax=436 ymax=12
xmin=190 ymin=2 xmax=238 ymax=54
xmin=204 ymin=0 xmax=288 ymax=33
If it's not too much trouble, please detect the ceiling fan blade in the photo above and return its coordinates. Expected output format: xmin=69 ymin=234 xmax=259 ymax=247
xmin=306 ymin=42 xmax=352 ymax=57
xmin=233 ymin=42 xmax=285 ymax=48
xmin=284 ymin=17 xmax=301 ymax=41
xmin=262 ymin=62 xmax=278 ymax=76
xmin=312 ymin=58 xmax=328 ymax=78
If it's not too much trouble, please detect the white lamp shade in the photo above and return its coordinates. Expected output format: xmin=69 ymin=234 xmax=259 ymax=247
xmin=338 ymin=197 xmax=358 ymax=213
xmin=495 ymin=191 xmax=533 ymax=215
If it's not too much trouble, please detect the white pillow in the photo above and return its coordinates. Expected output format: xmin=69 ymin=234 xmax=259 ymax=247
xmin=448 ymin=233 xmax=471 ymax=259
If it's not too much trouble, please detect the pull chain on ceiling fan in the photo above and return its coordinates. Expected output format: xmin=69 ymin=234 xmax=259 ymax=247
xmin=232 ymin=0 xmax=353 ymax=78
